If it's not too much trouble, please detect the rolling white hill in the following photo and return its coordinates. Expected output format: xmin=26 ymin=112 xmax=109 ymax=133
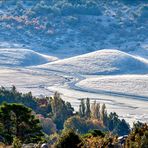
xmin=0 ymin=48 xmax=58 ymax=67
xmin=38 ymin=49 xmax=148 ymax=75
xmin=76 ymin=75 xmax=148 ymax=97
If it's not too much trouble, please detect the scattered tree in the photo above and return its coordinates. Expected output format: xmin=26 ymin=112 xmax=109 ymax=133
xmin=79 ymin=99 xmax=85 ymax=117
xmin=50 ymin=92 xmax=74 ymax=130
xmin=101 ymin=103 xmax=108 ymax=126
xmin=85 ymin=98 xmax=91 ymax=118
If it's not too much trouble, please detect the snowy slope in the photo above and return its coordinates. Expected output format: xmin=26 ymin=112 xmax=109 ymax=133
xmin=76 ymin=75 xmax=148 ymax=97
xmin=38 ymin=49 xmax=148 ymax=75
xmin=0 ymin=48 xmax=58 ymax=67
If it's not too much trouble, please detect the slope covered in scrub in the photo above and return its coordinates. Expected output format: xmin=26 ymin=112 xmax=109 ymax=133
xmin=0 ymin=0 xmax=147 ymax=57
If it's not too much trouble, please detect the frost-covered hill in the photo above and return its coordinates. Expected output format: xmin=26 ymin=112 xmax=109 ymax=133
xmin=0 ymin=48 xmax=57 ymax=67
xmin=76 ymin=75 xmax=148 ymax=97
xmin=38 ymin=49 xmax=148 ymax=75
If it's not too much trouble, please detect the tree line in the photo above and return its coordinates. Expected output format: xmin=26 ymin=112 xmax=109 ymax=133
xmin=0 ymin=86 xmax=147 ymax=147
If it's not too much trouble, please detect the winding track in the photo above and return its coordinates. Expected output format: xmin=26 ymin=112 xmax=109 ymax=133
xmin=46 ymin=69 xmax=148 ymax=101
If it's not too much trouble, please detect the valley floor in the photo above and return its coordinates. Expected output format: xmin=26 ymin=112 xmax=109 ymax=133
xmin=0 ymin=66 xmax=148 ymax=125
xmin=0 ymin=47 xmax=148 ymax=125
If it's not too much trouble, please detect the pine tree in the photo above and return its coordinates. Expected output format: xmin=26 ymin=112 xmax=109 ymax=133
xmin=95 ymin=103 xmax=100 ymax=119
xmin=79 ymin=99 xmax=85 ymax=117
xmin=79 ymin=104 xmax=82 ymax=117
xmin=51 ymin=91 xmax=60 ymax=118
xmin=91 ymin=100 xmax=96 ymax=119
xmin=85 ymin=98 xmax=91 ymax=118
xmin=81 ymin=99 xmax=86 ymax=117
xmin=0 ymin=103 xmax=43 ymax=144
xmin=91 ymin=101 xmax=100 ymax=120
xmin=101 ymin=104 xmax=107 ymax=126
xmin=50 ymin=92 xmax=74 ymax=130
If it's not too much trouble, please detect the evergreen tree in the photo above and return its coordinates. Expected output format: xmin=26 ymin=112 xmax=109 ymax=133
xmin=79 ymin=99 xmax=85 ymax=117
xmin=85 ymin=98 xmax=91 ymax=118
xmin=0 ymin=103 xmax=43 ymax=144
xmin=91 ymin=101 xmax=100 ymax=120
xmin=0 ymin=103 xmax=14 ymax=144
xmin=107 ymin=112 xmax=130 ymax=136
xmin=108 ymin=112 xmax=119 ymax=131
xmin=12 ymin=85 xmax=17 ymax=93
xmin=79 ymin=104 xmax=82 ymax=117
xmin=51 ymin=91 xmax=60 ymax=118
xmin=50 ymin=92 xmax=74 ymax=130
xmin=116 ymin=119 xmax=130 ymax=136
xmin=91 ymin=100 xmax=96 ymax=119
xmin=95 ymin=103 xmax=100 ymax=120
xmin=101 ymin=104 xmax=107 ymax=126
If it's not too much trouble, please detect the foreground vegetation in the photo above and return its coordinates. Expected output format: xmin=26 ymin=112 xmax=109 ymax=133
xmin=0 ymin=86 xmax=147 ymax=147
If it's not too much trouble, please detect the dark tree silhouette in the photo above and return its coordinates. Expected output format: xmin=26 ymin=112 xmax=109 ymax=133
xmin=0 ymin=103 xmax=43 ymax=144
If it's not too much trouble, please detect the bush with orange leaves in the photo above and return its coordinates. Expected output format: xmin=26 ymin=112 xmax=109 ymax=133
xmin=64 ymin=115 xmax=104 ymax=134
xmin=125 ymin=122 xmax=148 ymax=148
xmin=81 ymin=131 xmax=119 ymax=148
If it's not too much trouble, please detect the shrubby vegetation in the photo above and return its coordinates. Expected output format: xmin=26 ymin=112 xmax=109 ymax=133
xmin=125 ymin=122 xmax=148 ymax=147
xmin=12 ymin=137 xmax=22 ymax=148
xmin=38 ymin=115 xmax=57 ymax=135
xmin=64 ymin=115 xmax=103 ymax=134
xmin=0 ymin=0 xmax=147 ymax=56
xmin=55 ymin=129 xmax=82 ymax=148
xmin=3 ymin=0 xmax=102 ymax=16
xmin=54 ymin=124 xmax=148 ymax=148
xmin=0 ymin=86 xmax=147 ymax=147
